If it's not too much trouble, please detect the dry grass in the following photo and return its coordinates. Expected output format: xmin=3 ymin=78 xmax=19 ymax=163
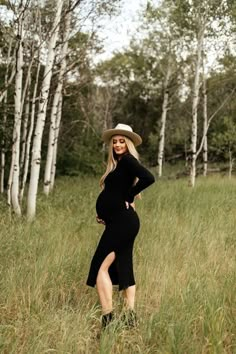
xmin=0 ymin=175 xmax=235 ymax=353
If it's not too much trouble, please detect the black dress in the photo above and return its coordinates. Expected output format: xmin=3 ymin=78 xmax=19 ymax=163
xmin=86 ymin=153 xmax=155 ymax=291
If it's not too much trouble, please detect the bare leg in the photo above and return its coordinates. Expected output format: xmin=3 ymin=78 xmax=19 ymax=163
xmin=122 ymin=285 xmax=136 ymax=310
xmin=96 ymin=252 xmax=116 ymax=315
xmin=121 ymin=285 xmax=137 ymax=327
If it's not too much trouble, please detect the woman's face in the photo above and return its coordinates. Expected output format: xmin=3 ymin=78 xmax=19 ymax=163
xmin=112 ymin=135 xmax=128 ymax=156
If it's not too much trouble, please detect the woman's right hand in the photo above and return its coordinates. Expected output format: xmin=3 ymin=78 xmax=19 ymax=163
xmin=125 ymin=201 xmax=135 ymax=210
xmin=96 ymin=215 xmax=105 ymax=225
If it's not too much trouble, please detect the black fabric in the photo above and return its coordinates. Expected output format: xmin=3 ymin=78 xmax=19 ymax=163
xmin=86 ymin=153 xmax=155 ymax=291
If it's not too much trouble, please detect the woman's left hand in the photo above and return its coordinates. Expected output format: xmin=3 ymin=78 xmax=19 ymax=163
xmin=96 ymin=215 xmax=105 ymax=225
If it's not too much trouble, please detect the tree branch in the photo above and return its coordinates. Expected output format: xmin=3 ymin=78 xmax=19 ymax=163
xmin=196 ymin=88 xmax=236 ymax=158
xmin=66 ymin=0 xmax=84 ymax=14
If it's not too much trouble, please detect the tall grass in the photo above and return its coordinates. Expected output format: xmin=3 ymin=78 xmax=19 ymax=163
xmin=0 ymin=176 xmax=235 ymax=353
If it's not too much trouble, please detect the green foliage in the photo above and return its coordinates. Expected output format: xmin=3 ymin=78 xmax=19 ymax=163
xmin=58 ymin=79 xmax=104 ymax=176
xmin=169 ymin=0 xmax=229 ymax=34
xmin=210 ymin=116 xmax=236 ymax=160
xmin=57 ymin=142 xmax=104 ymax=176
xmin=0 ymin=177 xmax=235 ymax=352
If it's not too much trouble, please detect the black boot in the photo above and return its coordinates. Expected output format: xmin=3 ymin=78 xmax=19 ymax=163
xmin=121 ymin=309 xmax=138 ymax=328
xmin=101 ymin=312 xmax=114 ymax=329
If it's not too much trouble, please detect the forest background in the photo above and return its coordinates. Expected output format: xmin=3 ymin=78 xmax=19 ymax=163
xmin=0 ymin=0 xmax=236 ymax=217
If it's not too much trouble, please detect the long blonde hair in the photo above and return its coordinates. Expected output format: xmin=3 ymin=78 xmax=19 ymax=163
xmin=100 ymin=136 xmax=139 ymax=188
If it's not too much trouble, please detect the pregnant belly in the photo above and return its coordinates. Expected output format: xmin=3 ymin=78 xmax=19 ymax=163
xmin=96 ymin=190 xmax=125 ymax=221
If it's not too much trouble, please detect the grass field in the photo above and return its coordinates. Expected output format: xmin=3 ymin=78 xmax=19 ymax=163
xmin=0 ymin=175 xmax=235 ymax=353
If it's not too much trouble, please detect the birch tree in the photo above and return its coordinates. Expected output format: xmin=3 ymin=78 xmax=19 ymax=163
xmin=19 ymin=44 xmax=36 ymax=176
xmin=157 ymin=54 xmax=173 ymax=177
xmin=43 ymin=5 xmax=72 ymax=196
xmin=202 ymin=56 xmax=208 ymax=176
xmin=1 ymin=92 xmax=7 ymax=194
xmin=190 ymin=50 xmax=235 ymax=182
xmin=10 ymin=3 xmax=26 ymax=215
xmin=169 ymin=0 xmax=230 ymax=186
xmin=20 ymin=76 xmax=31 ymax=174
xmin=50 ymin=97 xmax=62 ymax=190
xmin=189 ymin=24 xmax=204 ymax=187
xmin=20 ymin=58 xmax=41 ymax=201
xmin=141 ymin=1 xmax=182 ymax=177
xmin=27 ymin=0 xmax=64 ymax=219
xmin=19 ymin=5 xmax=42 ymax=201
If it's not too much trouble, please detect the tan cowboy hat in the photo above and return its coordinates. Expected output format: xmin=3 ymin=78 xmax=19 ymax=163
xmin=102 ymin=123 xmax=142 ymax=146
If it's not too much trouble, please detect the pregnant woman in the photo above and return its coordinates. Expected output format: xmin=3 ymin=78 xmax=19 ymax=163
xmin=86 ymin=123 xmax=155 ymax=329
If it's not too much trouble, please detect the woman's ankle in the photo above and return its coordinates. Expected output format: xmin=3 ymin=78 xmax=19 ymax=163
xmin=101 ymin=311 xmax=114 ymax=328
xmin=121 ymin=309 xmax=138 ymax=328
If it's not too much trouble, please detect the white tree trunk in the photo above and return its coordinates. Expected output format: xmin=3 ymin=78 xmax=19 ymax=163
xmin=1 ymin=84 xmax=8 ymax=196
xmin=1 ymin=95 xmax=7 ymax=194
xmin=19 ymin=52 xmax=35 ymax=177
xmin=27 ymin=0 xmax=64 ymax=220
xmin=10 ymin=11 xmax=24 ymax=215
xmin=51 ymin=96 xmax=63 ymax=190
xmin=20 ymin=60 xmax=41 ymax=202
xmin=43 ymin=88 xmax=61 ymax=196
xmin=195 ymin=81 xmax=235 ymax=168
xmin=157 ymin=60 xmax=171 ymax=177
xmin=202 ymin=66 xmax=208 ymax=177
xmin=44 ymin=8 xmax=71 ymax=196
xmin=20 ymin=77 xmax=31 ymax=173
xmin=229 ymin=150 xmax=234 ymax=179
xmin=7 ymin=163 xmax=14 ymax=206
xmin=189 ymin=27 xmax=204 ymax=187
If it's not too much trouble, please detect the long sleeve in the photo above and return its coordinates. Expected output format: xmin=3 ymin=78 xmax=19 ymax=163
xmin=122 ymin=154 xmax=155 ymax=203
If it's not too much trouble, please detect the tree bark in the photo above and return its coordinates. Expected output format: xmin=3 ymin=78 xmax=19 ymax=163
xmin=20 ymin=59 xmax=41 ymax=202
xmin=1 ymin=94 xmax=7 ymax=194
xmin=20 ymin=76 xmax=31 ymax=173
xmin=44 ymin=6 xmax=71 ymax=196
xmin=10 ymin=9 xmax=25 ymax=215
xmin=27 ymin=0 xmax=64 ymax=220
xmin=51 ymin=96 xmax=63 ymax=190
xmin=157 ymin=57 xmax=171 ymax=177
xmin=229 ymin=149 xmax=234 ymax=179
xmin=189 ymin=26 xmax=204 ymax=187
xmin=202 ymin=62 xmax=208 ymax=177
xmin=18 ymin=52 xmax=35 ymax=180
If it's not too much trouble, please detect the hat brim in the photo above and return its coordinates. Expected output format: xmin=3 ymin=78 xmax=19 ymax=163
xmin=102 ymin=129 xmax=142 ymax=146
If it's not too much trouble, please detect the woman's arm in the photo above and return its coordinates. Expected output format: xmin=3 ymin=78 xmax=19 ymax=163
xmin=122 ymin=154 xmax=155 ymax=203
